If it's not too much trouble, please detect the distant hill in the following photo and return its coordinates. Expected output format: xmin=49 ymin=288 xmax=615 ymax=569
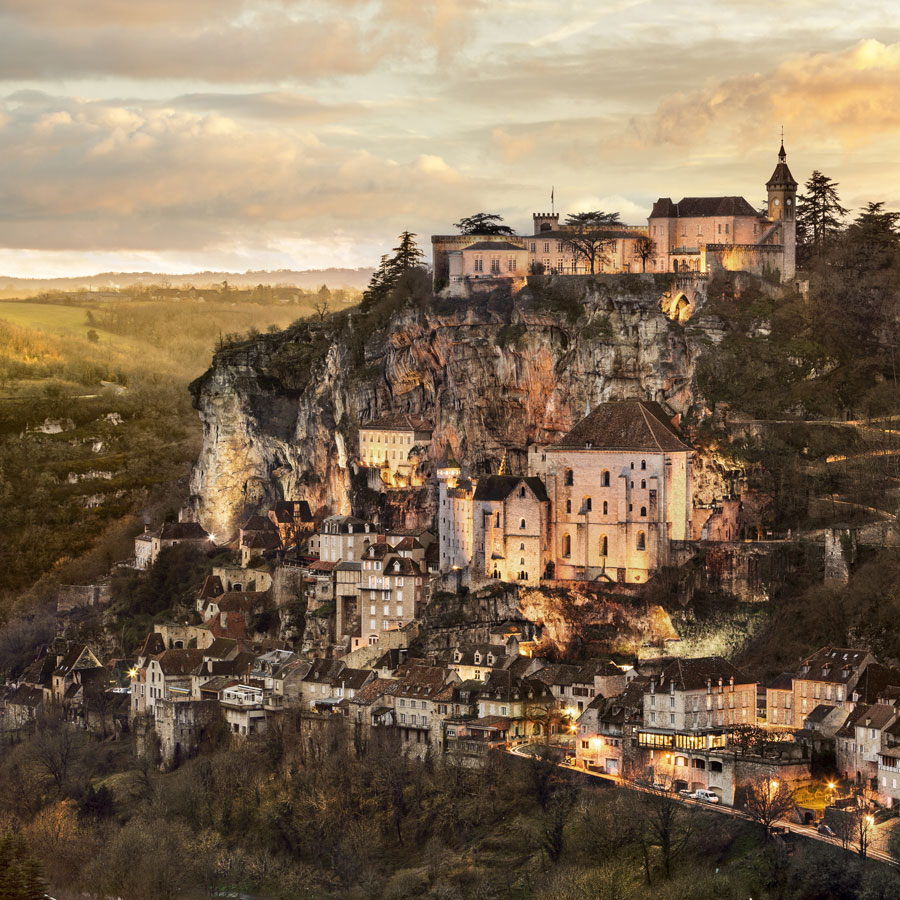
xmin=0 ymin=267 xmax=375 ymax=295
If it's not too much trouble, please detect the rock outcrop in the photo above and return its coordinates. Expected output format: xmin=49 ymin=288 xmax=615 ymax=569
xmin=189 ymin=275 xmax=727 ymax=536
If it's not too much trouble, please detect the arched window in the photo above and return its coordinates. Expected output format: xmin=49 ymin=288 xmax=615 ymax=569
xmin=520 ymin=557 xmax=525 ymax=565
xmin=519 ymin=486 xmax=526 ymax=498
xmin=520 ymin=518 xmax=526 ymax=530
xmin=641 ymin=460 xmax=646 ymax=470
xmin=640 ymin=506 xmax=647 ymax=517
xmin=564 ymin=468 xmax=574 ymax=486
xmin=520 ymin=542 xmax=525 ymax=551
xmin=641 ymin=479 xmax=646 ymax=489
xmin=583 ymin=496 xmax=592 ymax=512
xmin=566 ymin=499 xmax=572 ymax=514
xmin=601 ymin=470 xmax=610 ymax=487
xmin=603 ymin=501 xmax=608 ymax=515
xmin=600 ymin=535 xmax=608 ymax=556
xmin=630 ymin=462 xmax=634 ymax=470
xmin=562 ymin=534 xmax=571 ymax=557
xmin=637 ymin=531 xmax=646 ymax=551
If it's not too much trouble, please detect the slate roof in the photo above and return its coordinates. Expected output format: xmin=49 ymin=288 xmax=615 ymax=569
xmin=271 ymin=500 xmax=314 ymax=522
xmin=658 ymin=656 xmax=753 ymax=692
xmin=205 ymin=637 xmax=238 ymax=659
xmin=303 ymin=658 xmax=346 ymax=684
xmin=198 ymin=575 xmax=224 ymax=600
xmin=384 ymin=556 xmax=423 ymax=576
xmin=156 ymin=648 xmax=205 ymax=676
xmin=54 ymin=644 xmax=102 ymax=677
xmin=473 ymin=475 xmax=549 ymax=503
xmin=767 ymin=146 xmax=798 ymax=188
xmin=216 ymin=591 xmax=268 ymax=612
xmin=551 ymin=400 xmax=691 ymax=452
xmin=137 ymin=632 xmax=166 ymax=659
xmin=243 ymin=532 xmax=281 ymax=550
xmin=805 ymin=704 xmax=837 ymax=725
xmin=241 ymin=514 xmax=277 ymax=533
xmin=461 ymin=241 xmax=525 ymax=251
xmin=359 ymin=414 xmax=433 ymax=432
xmin=797 ymin=647 xmax=871 ymax=685
xmin=198 ymin=676 xmax=239 ymax=695
xmin=649 ymin=196 xmax=760 ymax=219
xmin=159 ymin=522 xmax=209 ymax=542
xmin=332 ymin=668 xmax=374 ymax=691
xmin=854 ymin=664 xmax=900 ymax=703
xmin=767 ymin=672 xmax=794 ymax=692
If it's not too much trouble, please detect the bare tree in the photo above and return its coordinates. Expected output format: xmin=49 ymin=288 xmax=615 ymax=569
xmin=628 ymin=779 xmax=695 ymax=883
xmin=743 ymin=775 xmax=796 ymax=837
xmin=30 ymin=713 xmax=78 ymax=794
xmin=634 ymin=236 xmax=655 ymax=273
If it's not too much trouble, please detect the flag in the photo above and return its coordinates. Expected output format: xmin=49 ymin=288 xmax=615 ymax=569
xmin=551 ymin=186 xmax=554 ymax=207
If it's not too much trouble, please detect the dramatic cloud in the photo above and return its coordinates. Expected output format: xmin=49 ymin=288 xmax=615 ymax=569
xmin=0 ymin=1 xmax=896 ymax=275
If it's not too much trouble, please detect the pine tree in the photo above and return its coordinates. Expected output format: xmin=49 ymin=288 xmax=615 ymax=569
xmin=847 ymin=201 xmax=900 ymax=269
xmin=797 ymin=171 xmax=847 ymax=258
xmin=391 ymin=231 xmax=424 ymax=272
xmin=453 ymin=213 xmax=515 ymax=236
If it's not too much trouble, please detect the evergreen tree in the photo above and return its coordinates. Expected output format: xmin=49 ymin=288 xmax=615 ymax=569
xmin=453 ymin=213 xmax=515 ymax=236
xmin=391 ymin=231 xmax=424 ymax=272
xmin=846 ymin=201 xmax=900 ymax=270
xmin=797 ymin=171 xmax=847 ymax=258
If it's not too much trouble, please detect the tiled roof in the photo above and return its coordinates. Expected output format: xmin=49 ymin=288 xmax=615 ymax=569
xmin=855 ymin=703 xmax=898 ymax=732
xmin=384 ymin=557 xmax=422 ymax=576
xmin=241 ymin=514 xmax=277 ymax=533
xmin=473 ymin=475 xmax=549 ymax=503
xmin=303 ymin=659 xmax=346 ymax=684
xmin=551 ymin=400 xmax=691 ymax=452
xmin=649 ymin=196 xmax=760 ymax=219
xmin=348 ymin=677 xmax=394 ymax=705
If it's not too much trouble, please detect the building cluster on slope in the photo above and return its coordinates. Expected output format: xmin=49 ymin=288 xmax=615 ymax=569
xmin=431 ymin=144 xmax=797 ymax=291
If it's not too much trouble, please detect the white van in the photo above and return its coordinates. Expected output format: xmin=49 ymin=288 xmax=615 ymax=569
xmin=693 ymin=789 xmax=720 ymax=803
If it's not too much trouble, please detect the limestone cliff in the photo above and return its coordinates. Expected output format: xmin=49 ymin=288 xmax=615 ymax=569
xmin=189 ymin=275 xmax=732 ymax=536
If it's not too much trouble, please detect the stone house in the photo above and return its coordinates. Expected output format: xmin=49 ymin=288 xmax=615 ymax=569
xmin=836 ymin=702 xmax=900 ymax=789
xmin=339 ymin=677 xmax=396 ymax=748
xmin=877 ymin=719 xmax=900 ymax=807
xmin=644 ymin=657 xmax=756 ymax=734
xmin=792 ymin=647 xmax=875 ymax=721
xmin=540 ymin=400 xmax=693 ymax=584
xmin=766 ymin=672 xmax=795 ymax=728
xmin=144 ymin=649 xmax=206 ymax=715
xmin=142 ymin=521 xmax=210 ymax=568
xmin=359 ymin=555 xmax=425 ymax=643
xmin=220 ymin=683 xmax=268 ymax=737
xmin=382 ymin=665 xmax=458 ymax=759
xmin=153 ymin=698 xmax=222 ymax=769
xmin=3 ymin=685 xmax=44 ymax=731
xmin=471 ymin=475 xmax=550 ymax=584
xmin=575 ymin=677 xmax=648 ymax=777
xmin=334 ymin=561 xmax=362 ymax=643
xmin=310 ymin=515 xmax=377 ymax=563
xmin=437 ymin=461 xmax=475 ymax=572
xmin=358 ymin=414 xmax=433 ymax=487
xmin=267 ymin=500 xmax=314 ymax=548
xmin=51 ymin=644 xmax=105 ymax=707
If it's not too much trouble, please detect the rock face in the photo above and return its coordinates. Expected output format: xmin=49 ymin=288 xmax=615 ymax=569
xmin=189 ymin=275 xmax=725 ymax=537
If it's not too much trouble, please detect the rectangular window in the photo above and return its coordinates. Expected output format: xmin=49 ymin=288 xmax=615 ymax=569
xmin=474 ymin=256 xmax=483 ymax=272
xmin=543 ymin=242 xmax=550 ymax=252
xmin=507 ymin=257 xmax=517 ymax=272
xmin=490 ymin=256 xmax=500 ymax=274
xmin=557 ymin=258 xmax=564 ymax=271
xmin=725 ymin=223 xmax=730 ymax=234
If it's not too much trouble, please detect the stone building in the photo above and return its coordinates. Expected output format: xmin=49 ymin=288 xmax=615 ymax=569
xmin=792 ymin=646 xmax=875 ymax=721
xmin=437 ymin=459 xmax=475 ymax=571
xmin=358 ymin=414 xmax=433 ymax=487
xmin=134 ymin=521 xmax=211 ymax=569
xmin=539 ymin=399 xmax=692 ymax=584
xmin=309 ymin=515 xmax=377 ymax=563
xmin=153 ymin=698 xmax=222 ymax=769
xmin=432 ymin=143 xmax=798 ymax=288
xmin=471 ymin=475 xmax=550 ymax=584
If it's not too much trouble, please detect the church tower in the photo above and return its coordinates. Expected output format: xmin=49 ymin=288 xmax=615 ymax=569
xmin=766 ymin=141 xmax=798 ymax=280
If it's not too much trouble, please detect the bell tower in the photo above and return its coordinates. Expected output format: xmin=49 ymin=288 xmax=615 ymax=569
xmin=766 ymin=139 xmax=798 ymax=280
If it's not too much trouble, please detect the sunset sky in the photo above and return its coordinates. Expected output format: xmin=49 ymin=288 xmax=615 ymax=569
xmin=0 ymin=0 xmax=898 ymax=277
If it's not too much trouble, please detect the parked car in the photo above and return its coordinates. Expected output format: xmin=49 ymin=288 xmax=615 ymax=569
xmin=817 ymin=823 xmax=836 ymax=836
xmin=693 ymin=789 xmax=720 ymax=803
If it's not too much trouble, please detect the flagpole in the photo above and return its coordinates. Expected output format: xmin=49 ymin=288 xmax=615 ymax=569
xmin=551 ymin=186 xmax=555 ymax=216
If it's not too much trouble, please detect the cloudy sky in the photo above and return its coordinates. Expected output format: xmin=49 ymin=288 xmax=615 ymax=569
xmin=0 ymin=0 xmax=898 ymax=277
